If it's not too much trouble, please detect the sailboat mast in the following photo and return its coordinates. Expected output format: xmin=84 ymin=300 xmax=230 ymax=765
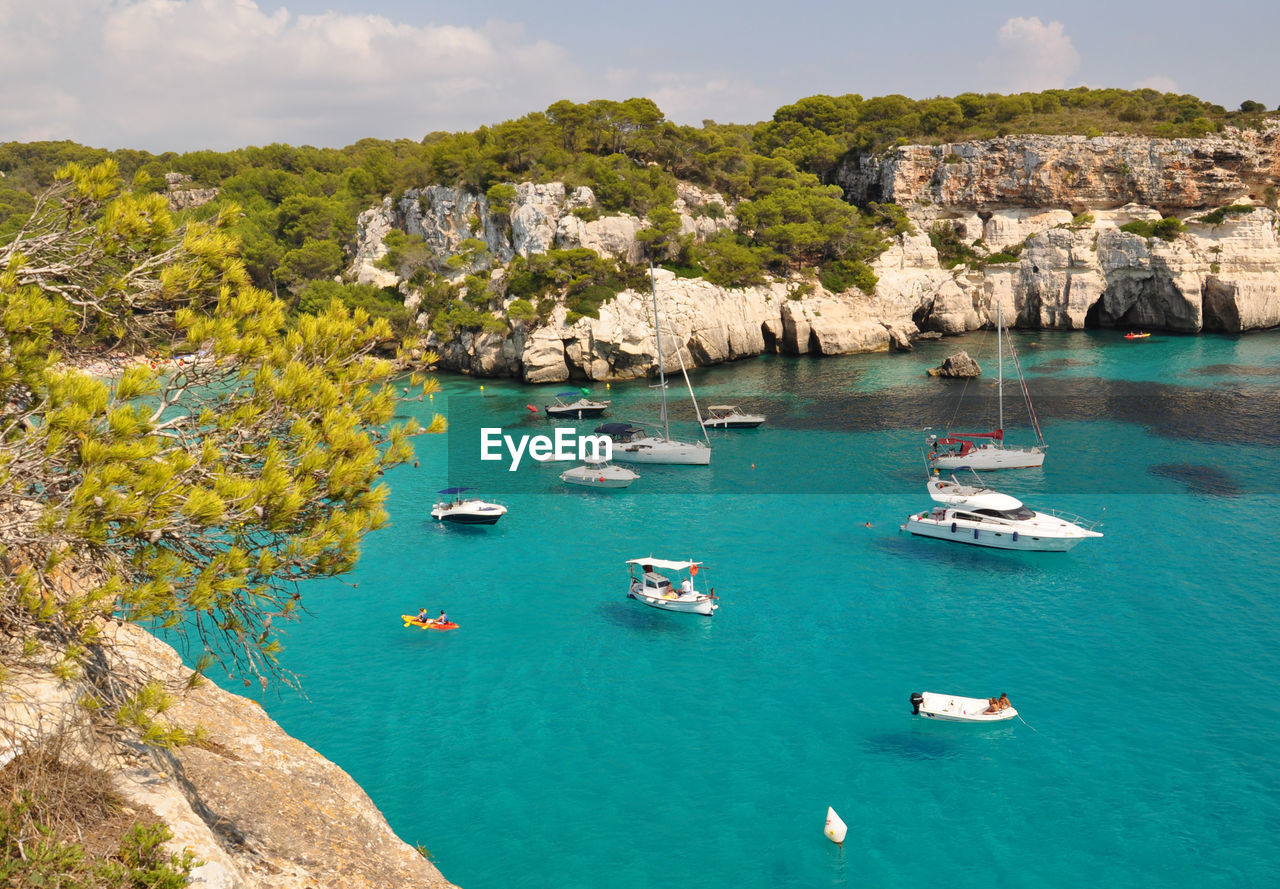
xmin=649 ymin=258 xmax=670 ymax=440
xmin=997 ymin=301 xmax=1004 ymax=435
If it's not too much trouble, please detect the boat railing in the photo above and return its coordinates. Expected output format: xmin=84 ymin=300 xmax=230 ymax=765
xmin=1035 ymin=508 xmax=1103 ymax=530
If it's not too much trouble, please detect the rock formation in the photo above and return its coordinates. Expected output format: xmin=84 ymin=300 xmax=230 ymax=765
xmin=0 ymin=623 xmax=458 ymax=889
xmin=347 ymin=124 xmax=1280 ymax=380
xmin=928 ymin=351 xmax=982 ymax=378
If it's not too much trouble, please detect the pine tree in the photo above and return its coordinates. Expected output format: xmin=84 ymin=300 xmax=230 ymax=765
xmin=0 ymin=161 xmax=443 ymax=729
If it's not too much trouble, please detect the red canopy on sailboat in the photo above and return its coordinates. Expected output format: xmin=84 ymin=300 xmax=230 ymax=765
xmin=947 ymin=429 xmax=1004 ymax=440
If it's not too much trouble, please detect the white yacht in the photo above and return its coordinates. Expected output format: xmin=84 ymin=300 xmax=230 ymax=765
xmin=430 ymin=487 xmax=508 ymax=525
xmin=927 ymin=302 xmax=1045 ymax=470
xmin=626 ymin=557 xmax=718 ymax=615
xmin=559 ymin=456 xmax=639 ymax=489
xmin=701 ymin=405 xmax=766 ymax=429
xmin=902 ymin=473 xmax=1102 ymax=551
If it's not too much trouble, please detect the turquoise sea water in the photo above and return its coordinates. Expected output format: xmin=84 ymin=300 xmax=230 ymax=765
xmin=212 ymin=330 xmax=1280 ymax=888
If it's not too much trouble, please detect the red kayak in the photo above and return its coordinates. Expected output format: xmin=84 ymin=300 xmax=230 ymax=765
xmin=1124 ymin=332 xmax=1151 ymax=340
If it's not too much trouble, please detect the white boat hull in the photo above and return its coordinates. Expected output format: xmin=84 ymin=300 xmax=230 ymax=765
xmin=929 ymin=445 xmax=1044 ymax=470
xmin=913 ymin=692 xmax=1017 ymax=723
xmin=628 ymin=587 xmax=717 ymax=615
xmin=560 ymin=466 xmax=638 ymax=488
xmin=903 ymin=514 xmax=1087 ymax=551
xmin=611 ymin=439 xmax=710 ymax=465
xmin=431 ymin=499 xmax=507 ymax=525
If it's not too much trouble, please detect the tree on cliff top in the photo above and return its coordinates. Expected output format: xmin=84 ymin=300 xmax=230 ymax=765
xmin=0 ymin=161 xmax=444 ymax=741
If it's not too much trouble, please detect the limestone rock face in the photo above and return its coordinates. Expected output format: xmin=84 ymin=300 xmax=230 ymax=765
xmin=164 ymin=172 xmax=219 ymax=212
xmin=352 ymin=198 xmax=400 ymax=288
xmin=0 ymin=623 xmax=458 ymax=889
xmin=838 ymin=129 xmax=1280 ymax=215
xmin=929 ymin=351 xmax=982 ymax=378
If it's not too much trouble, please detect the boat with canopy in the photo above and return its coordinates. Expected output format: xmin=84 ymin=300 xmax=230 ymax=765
xmin=626 ymin=557 xmax=718 ymax=615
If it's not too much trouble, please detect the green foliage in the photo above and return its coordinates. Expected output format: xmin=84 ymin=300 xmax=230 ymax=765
xmin=0 ymin=161 xmax=444 ymax=716
xmin=1193 ymin=204 xmax=1256 ymax=225
xmin=0 ymin=748 xmax=198 ymax=888
xmin=504 ymin=248 xmax=641 ymax=316
xmin=297 ymin=280 xmax=411 ymax=333
xmin=694 ymin=232 xmax=769 ymax=288
xmin=1119 ymin=216 xmax=1186 ymax=241
xmin=818 ymin=258 xmax=878 ymax=294
xmin=928 ymin=223 xmax=982 ymax=268
xmin=506 ymin=298 xmax=537 ymax=321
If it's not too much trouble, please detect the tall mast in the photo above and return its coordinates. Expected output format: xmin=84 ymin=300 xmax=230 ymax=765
xmin=997 ymin=300 xmax=1004 ymax=436
xmin=649 ymin=258 xmax=670 ymax=441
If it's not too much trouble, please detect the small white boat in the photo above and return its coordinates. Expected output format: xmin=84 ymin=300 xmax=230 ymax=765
xmin=626 ymin=557 xmax=718 ymax=615
xmin=544 ymin=390 xmax=610 ymax=419
xmin=910 ymin=691 xmax=1017 ymax=723
xmin=902 ymin=472 xmax=1102 ymax=551
xmin=702 ymin=404 xmax=765 ymax=429
xmin=560 ymin=456 xmax=639 ymax=489
xmin=824 ymin=807 xmax=847 ymax=845
xmin=430 ymin=487 xmax=507 ymax=525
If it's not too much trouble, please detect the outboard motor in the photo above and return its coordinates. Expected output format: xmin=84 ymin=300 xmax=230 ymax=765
xmin=910 ymin=692 xmax=924 ymax=715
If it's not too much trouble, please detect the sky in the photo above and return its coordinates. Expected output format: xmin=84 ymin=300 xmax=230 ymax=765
xmin=0 ymin=0 xmax=1276 ymax=153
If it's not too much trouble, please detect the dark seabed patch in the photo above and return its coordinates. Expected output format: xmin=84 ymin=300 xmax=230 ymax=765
xmin=1190 ymin=364 xmax=1280 ymax=377
xmin=1026 ymin=358 xmax=1097 ymax=374
xmin=769 ymin=377 xmax=1280 ymax=449
xmin=864 ymin=731 xmax=956 ymax=761
xmin=1149 ymin=464 xmax=1241 ymax=497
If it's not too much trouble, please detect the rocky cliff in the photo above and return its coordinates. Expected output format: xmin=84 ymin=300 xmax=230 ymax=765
xmin=350 ymin=125 xmax=1280 ymax=381
xmin=1 ymin=623 xmax=457 ymax=889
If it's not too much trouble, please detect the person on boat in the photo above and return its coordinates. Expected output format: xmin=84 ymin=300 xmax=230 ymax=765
xmin=984 ymin=697 xmax=1000 ymax=714
xmin=680 ymin=577 xmax=694 ymax=597
xmin=436 ymin=610 xmax=449 ymax=625
xmin=416 ymin=608 xmax=431 ymax=623
xmin=998 ymin=693 xmax=1011 ymax=711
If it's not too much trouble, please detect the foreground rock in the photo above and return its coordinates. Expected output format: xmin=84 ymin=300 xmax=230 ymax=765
xmin=0 ymin=623 xmax=458 ymax=889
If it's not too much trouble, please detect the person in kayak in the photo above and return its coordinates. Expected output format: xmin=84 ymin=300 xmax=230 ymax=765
xmin=416 ymin=608 xmax=431 ymax=623
xmin=436 ymin=610 xmax=449 ymax=625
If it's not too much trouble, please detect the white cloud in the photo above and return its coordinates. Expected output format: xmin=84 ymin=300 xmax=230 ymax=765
xmin=1133 ymin=75 xmax=1180 ymax=94
xmin=986 ymin=16 xmax=1081 ymax=92
xmin=0 ymin=0 xmax=583 ymax=150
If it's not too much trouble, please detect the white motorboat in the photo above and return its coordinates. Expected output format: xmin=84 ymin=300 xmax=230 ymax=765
xmin=927 ymin=301 xmax=1045 ymax=470
xmin=902 ymin=472 xmax=1102 ymax=551
xmin=910 ymin=691 xmax=1017 ymax=723
xmin=626 ymin=557 xmax=718 ymax=615
xmin=560 ymin=456 xmax=639 ymax=489
xmin=701 ymin=404 xmax=766 ymax=429
xmin=595 ymin=422 xmax=710 ymax=465
xmin=430 ymin=487 xmax=508 ymax=525
xmin=544 ymin=390 xmax=610 ymax=419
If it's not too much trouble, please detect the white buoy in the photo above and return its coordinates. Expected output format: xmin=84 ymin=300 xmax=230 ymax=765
xmin=824 ymin=806 xmax=847 ymax=844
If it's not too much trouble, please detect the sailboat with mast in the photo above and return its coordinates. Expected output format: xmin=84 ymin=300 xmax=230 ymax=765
xmin=926 ymin=301 xmax=1046 ymax=470
xmin=595 ymin=262 xmax=711 ymax=466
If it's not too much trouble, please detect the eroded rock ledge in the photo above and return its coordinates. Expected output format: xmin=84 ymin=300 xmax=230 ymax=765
xmin=0 ymin=624 xmax=458 ymax=889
